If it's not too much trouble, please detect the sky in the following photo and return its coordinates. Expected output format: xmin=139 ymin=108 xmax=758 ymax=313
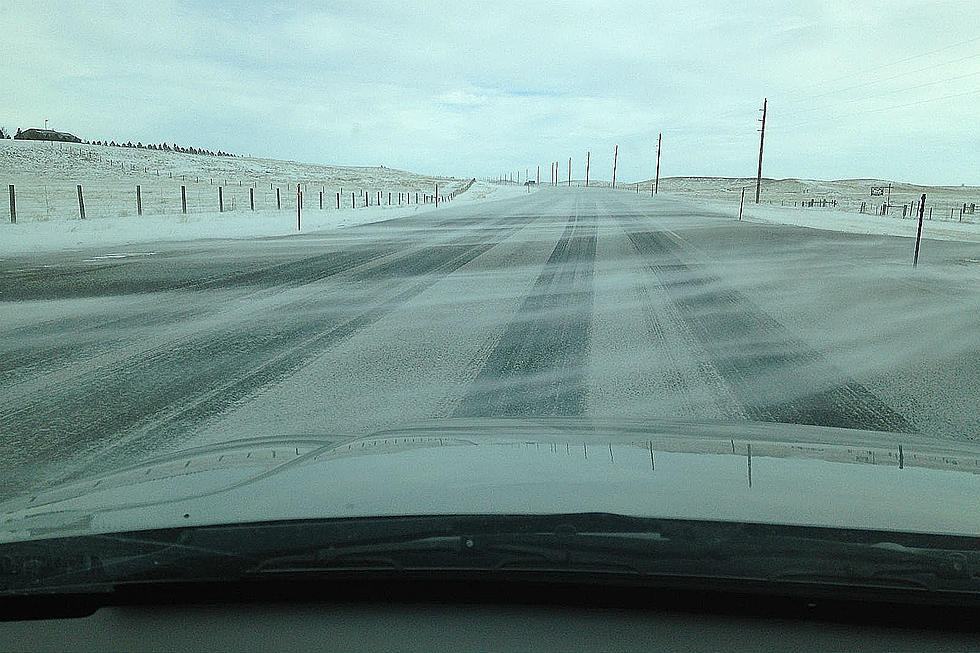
xmin=2 ymin=0 xmax=980 ymax=185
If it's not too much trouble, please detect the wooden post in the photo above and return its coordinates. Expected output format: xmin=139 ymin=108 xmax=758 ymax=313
xmin=739 ymin=188 xmax=745 ymax=221
xmin=655 ymin=132 xmax=661 ymax=195
xmin=568 ymin=157 xmax=571 ymax=186
xmin=297 ymin=184 xmax=301 ymax=231
xmin=76 ymin=185 xmax=86 ymax=219
xmin=585 ymin=152 xmax=590 ymax=187
xmin=435 ymin=184 xmax=439 ymax=207
xmin=137 ymin=185 xmax=142 ymax=216
xmin=319 ymin=190 xmax=323 ymax=210
xmin=277 ymin=187 xmax=281 ymax=210
xmin=913 ymin=193 xmax=925 ymax=268
xmin=612 ymin=145 xmax=619 ymax=188
xmin=250 ymin=187 xmax=255 ymax=210
xmin=336 ymin=192 xmax=340 ymax=209
xmin=181 ymin=186 xmax=187 ymax=214
xmin=219 ymin=186 xmax=224 ymax=212
xmin=756 ymin=98 xmax=767 ymax=203
xmin=8 ymin=184 xmax=15 ymax=223
xmin=351 ymin=192 xmax=354 ymax=208
xmin=537 ymin=165 xmax=540 ymax=184
xmin=388 ymin=192 xmax=391 ymax=205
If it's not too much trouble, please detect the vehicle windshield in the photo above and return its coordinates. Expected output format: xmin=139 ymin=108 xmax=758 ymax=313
xmin=1 ymin=1 xmax=978 ymax=599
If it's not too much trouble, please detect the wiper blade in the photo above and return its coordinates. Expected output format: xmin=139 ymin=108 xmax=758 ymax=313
xmin=2 ymin=516 xmax=978 ymax=598
xmin=247 ymin=531 xmax=980 ymax=595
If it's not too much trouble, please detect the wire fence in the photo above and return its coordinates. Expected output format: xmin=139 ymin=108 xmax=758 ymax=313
xmin=4 ymin=177 xmax=475 ymax=223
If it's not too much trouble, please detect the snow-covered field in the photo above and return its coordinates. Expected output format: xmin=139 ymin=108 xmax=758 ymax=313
xmin=0 ymin=140 xmax=529 ymax=255
xmin=583 ymin=176 xmax=980 ymax=243
xmin=688 ymin=195 xmax=980 ymax=243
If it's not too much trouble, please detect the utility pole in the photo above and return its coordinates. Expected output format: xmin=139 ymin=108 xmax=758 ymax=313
xmin=654 ymin=133 xmax=662 ymax=195
xmin=586 ymin=151 xmax=591 ymax=187
xmin=755 ymin=98 xmax=767 ymax=204
xmin=612 ymin=145 xmax=619 ymax=188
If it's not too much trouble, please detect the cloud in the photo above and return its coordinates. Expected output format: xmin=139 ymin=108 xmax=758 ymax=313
xmin=1 ymin=0 xmax=979 ymax=183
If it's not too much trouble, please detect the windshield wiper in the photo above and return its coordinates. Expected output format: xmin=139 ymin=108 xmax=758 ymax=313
xmin=245 ymin=530 xmax=979 ymax=597
xmin=1 ymin=516 xmax=978 ymax=599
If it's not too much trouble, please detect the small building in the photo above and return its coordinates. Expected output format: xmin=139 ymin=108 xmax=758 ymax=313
xmin=14 ymin=128 xmax=82 ymax=143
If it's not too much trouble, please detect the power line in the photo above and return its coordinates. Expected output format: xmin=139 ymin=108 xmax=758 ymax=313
xmin=799 ymin=51 xmax=980 ymax=103
xmin=776 ymin=35 xmax=980 ymax=106
xmin=776 ymin=67 xmax=980 ymax=121
xmin=779 ymin=86 xmax=980 ymax=130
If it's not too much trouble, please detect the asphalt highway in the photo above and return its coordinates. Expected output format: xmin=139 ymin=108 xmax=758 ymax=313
xmin=1 ymin=187 xmax=977 ymax=500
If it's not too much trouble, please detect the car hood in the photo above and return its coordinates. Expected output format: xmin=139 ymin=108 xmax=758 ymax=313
xmin=1 ymin=419 xmax=978 ymax=542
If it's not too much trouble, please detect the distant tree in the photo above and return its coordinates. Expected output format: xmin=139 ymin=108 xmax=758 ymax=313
xmin=0 ymin=126 xmax=6 ymax=139
xmin=16 ymin=128 xmax=23 ymax=137
xmin=137 ymin=141 xmax=143 ymax=148
xmin=110 ymin=140 xmax=117 ymax=146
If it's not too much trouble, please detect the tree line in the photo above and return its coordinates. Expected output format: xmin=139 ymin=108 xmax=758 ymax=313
xmin=0 ymin=125 xmax=235 ymax=157
xmin=85 ymin=140 xmax=236 ymax=157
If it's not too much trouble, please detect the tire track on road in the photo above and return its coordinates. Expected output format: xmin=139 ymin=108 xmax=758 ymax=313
xmin=454 ymin=197 xmax=596 ymax=417
xmin=624 ymin=226 xmax=914 ymax=433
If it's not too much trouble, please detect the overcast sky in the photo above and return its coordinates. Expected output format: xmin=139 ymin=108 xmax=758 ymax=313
xmin=3 ymin=1 xmax=979 ymax=185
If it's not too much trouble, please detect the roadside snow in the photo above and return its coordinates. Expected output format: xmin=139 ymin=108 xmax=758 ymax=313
xmin=0 ymin=182 xmax=528 ymax=256
xmin=664 ymin=194 xmax=980 ymax=243
xmin=0 ymin=140 xmax=533 ymax=255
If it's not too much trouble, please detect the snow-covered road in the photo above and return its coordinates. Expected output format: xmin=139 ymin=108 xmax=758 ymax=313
xmin=1 ymin=188 xmax=977 ymax=500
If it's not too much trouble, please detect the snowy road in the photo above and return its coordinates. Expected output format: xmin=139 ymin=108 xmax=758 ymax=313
xmin=2 ymin=188 xmax=978 ymax=500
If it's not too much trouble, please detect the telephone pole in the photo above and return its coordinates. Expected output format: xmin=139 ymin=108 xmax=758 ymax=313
xmin=755 ymin=98 xmax=767 ymax=204
xmin=654 ymin=133 xmax=661 ymax=195
xmin=612 ymin=145 xmax=619 ymax=188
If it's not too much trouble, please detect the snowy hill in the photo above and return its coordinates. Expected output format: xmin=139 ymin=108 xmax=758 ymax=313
xmin=0 ymin=140 xmax=520 ymax=255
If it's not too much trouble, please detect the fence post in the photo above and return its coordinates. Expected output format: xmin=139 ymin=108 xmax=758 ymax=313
xmin=8 ymin=184 xmax=15 ymax=223
xmin=277 ymin=187 xmax=281 ymax=210
xmin=297 ymin=184 xmax=301 ymax=231
xmin=219 ymin=186 xmax=224 ymax=212
xmin=137 ymin=185 xmax=142 ymax=216
xmin=181 ymin=186 xmax=187 ymax=214
xmin=76 ymin=184 xmax=86 ymax=220
xmin=336 ymin=192 xmax=340 ymax=209
xmin=435 ymin=184 xmax=439 ymax=207
xmin=319 ymin=190 xmax=323 ymax=210
xmin=351 ymin=192 xmax=354 ymax=208
xmin=913 ymin=193 xmax=926 ymax=268
xmin=739 ymin=188 xmax=745 ymax=221
xmin=388 ymin=192 xmax=391 ymax=205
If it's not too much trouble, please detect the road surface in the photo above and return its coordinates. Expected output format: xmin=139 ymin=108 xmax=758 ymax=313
xmin=1 ymin=188 xmax=978 ymax=500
